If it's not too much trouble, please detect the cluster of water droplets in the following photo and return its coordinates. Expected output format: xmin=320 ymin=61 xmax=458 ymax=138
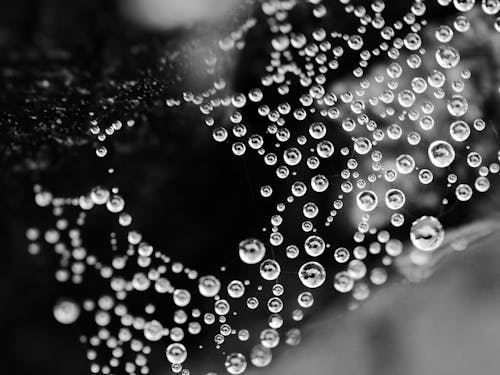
xmin=26 ymin=0 xmax=500 ymax=374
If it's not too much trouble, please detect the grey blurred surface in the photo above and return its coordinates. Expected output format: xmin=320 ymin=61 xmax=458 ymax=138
xmin=121 ymin=0 xmax=242 ymax=29
xmin=244 ymin=224 xmax=500 ymax=375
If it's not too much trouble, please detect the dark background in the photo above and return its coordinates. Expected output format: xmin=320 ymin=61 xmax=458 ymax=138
xmin=0 ymin=1 xmax=494 ymax=374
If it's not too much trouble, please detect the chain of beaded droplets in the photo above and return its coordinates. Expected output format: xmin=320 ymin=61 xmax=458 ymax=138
xmin=26 ymin=1 xmax=500 ymax=374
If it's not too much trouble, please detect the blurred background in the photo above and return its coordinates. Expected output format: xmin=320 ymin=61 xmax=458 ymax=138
xmin=1 ymin=0 xmax=500 ymax=374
